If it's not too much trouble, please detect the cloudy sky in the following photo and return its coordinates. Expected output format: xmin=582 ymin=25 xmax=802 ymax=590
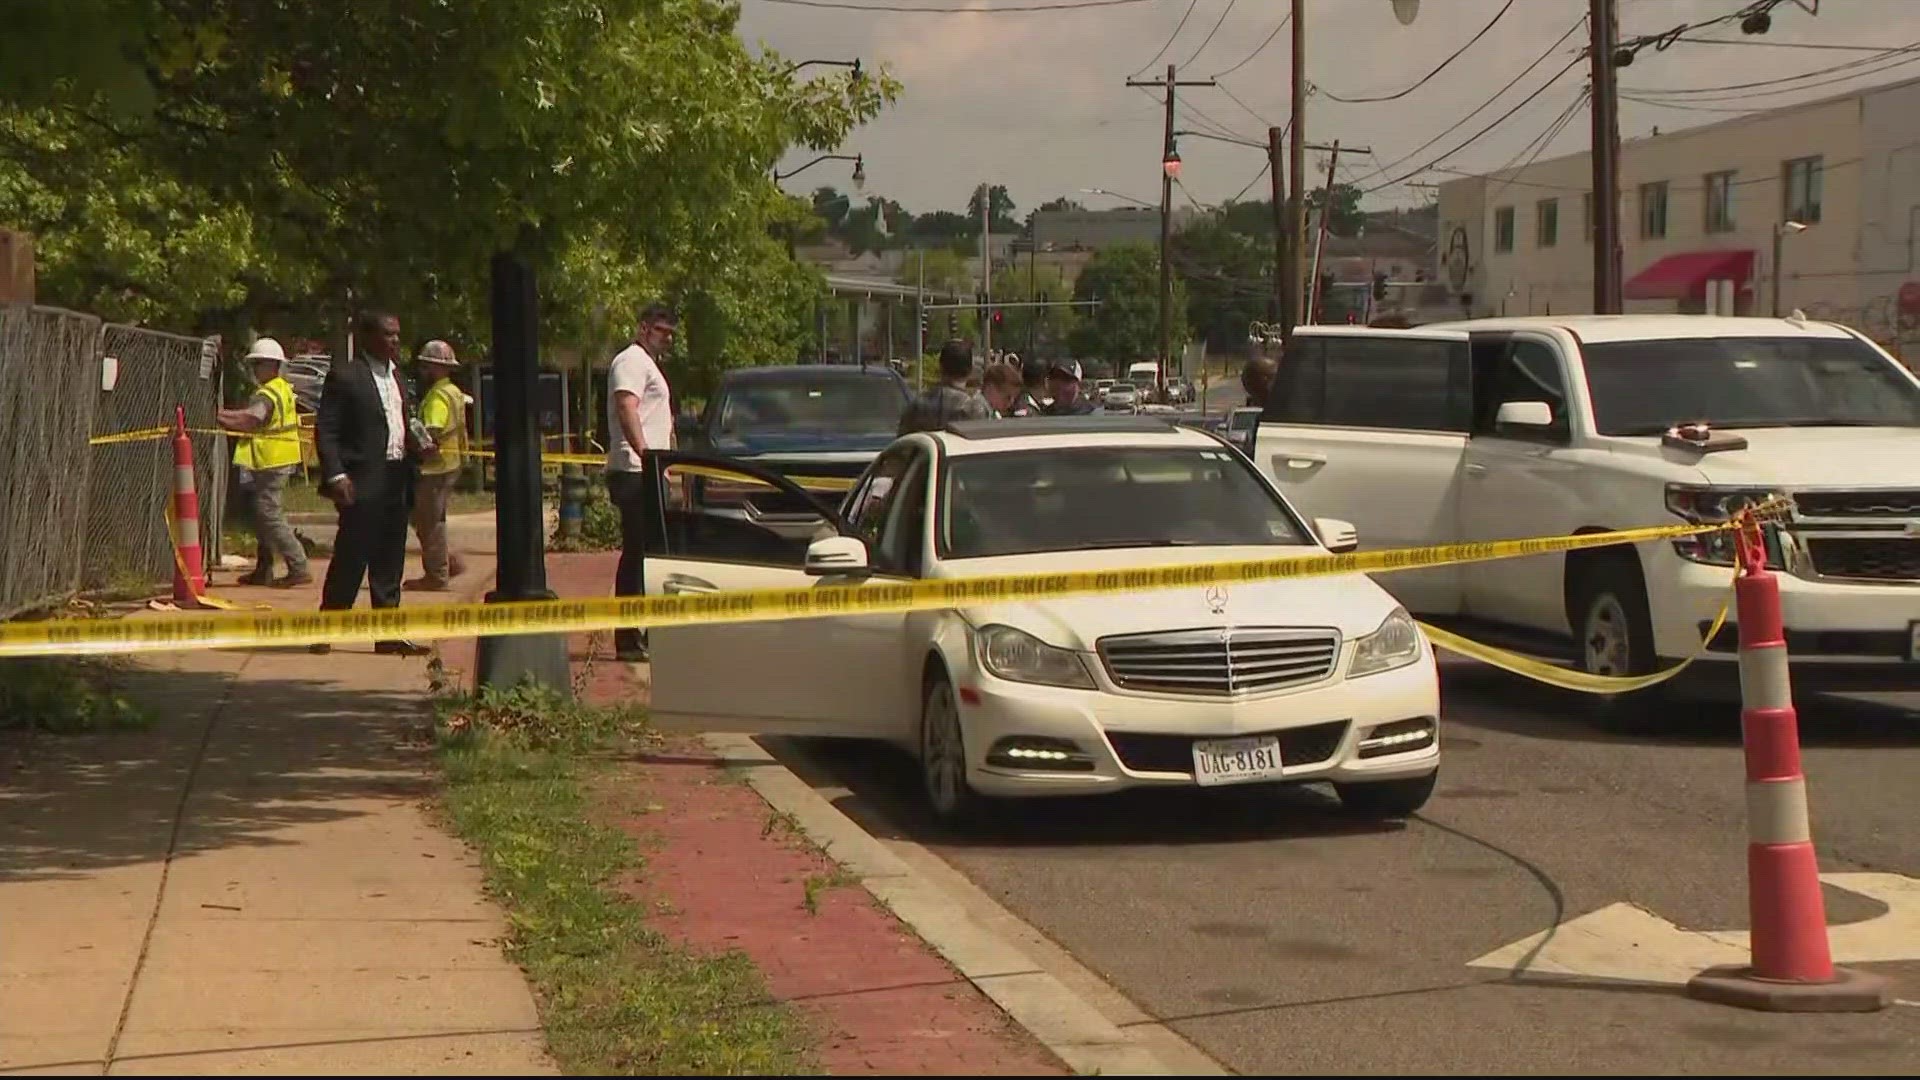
xmin=744 ymin=0 xmax=1920 ymax=218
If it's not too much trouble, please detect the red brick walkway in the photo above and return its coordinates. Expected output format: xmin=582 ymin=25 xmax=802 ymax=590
xmin=444 ymin=553 xmax=1067 ymax=1076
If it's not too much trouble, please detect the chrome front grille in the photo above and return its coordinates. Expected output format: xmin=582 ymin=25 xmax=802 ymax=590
xmin=1793 ymin=489 xmax=1920 ymax=518
xmin=1097 ymin=627 xmax=1341 ymax=695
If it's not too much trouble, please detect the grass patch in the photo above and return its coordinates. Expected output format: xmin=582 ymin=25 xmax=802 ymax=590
xmin=0 ymin=658 xmax=151 ymax=735
xmin=800 ymin=868 xmax=859 ymax=917
xmin=429 ymin=671 xmax=818 ymax=1075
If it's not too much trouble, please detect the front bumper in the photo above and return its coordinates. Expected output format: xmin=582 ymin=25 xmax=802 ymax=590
xmin=956 ymin=642 xmax=1441 ymax=799
xmin=1650 ymin=552 xmax=1920 ymax=687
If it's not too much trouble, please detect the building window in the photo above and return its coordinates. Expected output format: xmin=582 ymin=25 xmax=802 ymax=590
xmin=1783 ymin=155 xmax=1823 ymax=224
xmin=1494 ymin=206 xmax=1515 ymax=252
xmin=1582 ymin=192 xmax=1594 ymax=243
xmin=1536 ymin=199 xmax=1559 ymax=248
xmin=1639 ymin=181 xmax=1668 ymax=239
xmin=1704 ymin=170 xmax=1736 ymax=234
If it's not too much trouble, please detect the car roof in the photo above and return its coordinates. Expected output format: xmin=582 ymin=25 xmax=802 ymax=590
xmin=719 ymin=364 xmax=905 ymax=384
xmin=926 ymin=415 xmax=1222 ymax=455
xmin=1318 ymin=313 xmax=1859 ymax=345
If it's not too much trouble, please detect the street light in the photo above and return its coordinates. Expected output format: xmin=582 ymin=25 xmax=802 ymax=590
xmin=773 ymin=152 xmax=865 ymax=190
xmin=1162 ymin=145 xmax=1182 ymax=181
xmin=1391 ymin=0 xmax=1420 ymax=25
xmin=1772 ymin=220 xmax=1809 ymax=317
xmin=1080 ymin=187 xmax=1157 ymax=209
xmin=785 ymin=57 xmax=863 ymax=80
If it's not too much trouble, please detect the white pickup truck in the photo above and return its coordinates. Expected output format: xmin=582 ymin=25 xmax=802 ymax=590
xmin=1249 ymin=314 xmax=1920 ymax=712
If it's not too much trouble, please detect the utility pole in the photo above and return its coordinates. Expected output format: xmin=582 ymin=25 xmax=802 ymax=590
xmin=1269 ymin=125 xmax=1288 ymax=326
xmin=1287 ymin=0 xmax=1306 ymax=347
xmin=1590 ymin=0 xmax=1624 ymax=313
xmin=1027 ymin=226 xmax=1040 ymax=359
xmin=1304 ymin=140 xmax=1370 ymax=325
xmin=914 ymin=248 xmax=925 ymax=387
xmin=978 ymin=183 xmax=994 ymax=357
xmin=1126 ymin=63 xmax=1214 ymax=400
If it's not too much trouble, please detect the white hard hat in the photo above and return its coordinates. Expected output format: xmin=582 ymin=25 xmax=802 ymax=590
xmin=245 ymin=337 xmax=287 ymax=363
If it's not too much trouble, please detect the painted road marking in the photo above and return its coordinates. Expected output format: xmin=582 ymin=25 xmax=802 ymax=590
xmin=1468 ymin=872 xmax=1920 ymax=986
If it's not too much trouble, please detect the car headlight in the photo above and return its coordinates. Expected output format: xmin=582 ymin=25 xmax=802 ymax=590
xmin=1664 ymin=484 xmax=1785 ymax=567
xmin=1350 ymin=607 xmax=1423 ymax=678
xmin=975 ymin=624 xmax=1095 ymax=689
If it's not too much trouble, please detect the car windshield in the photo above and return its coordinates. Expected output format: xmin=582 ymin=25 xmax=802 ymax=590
xmin=939 ymin=446 xmax=1311 ymax=558
xmin=714 ymin=378 xmax=904 ymax=437
xmin=1582 ymin=336 xmax=1920 ymax=435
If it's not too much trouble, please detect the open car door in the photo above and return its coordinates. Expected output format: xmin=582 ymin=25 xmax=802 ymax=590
xmin=640 ymin=451 xmax=891 ymax=737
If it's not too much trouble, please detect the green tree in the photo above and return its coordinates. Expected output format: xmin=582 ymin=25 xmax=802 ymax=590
xmin=812 ymin=186 xmax=852 ymax=232
xmin=1307 ymin=183 xmax=1366 ymax=239
xmin=1172 ymin=221 xmax=1271 ymax=354
xmin=966 ymin=184 xmax=1019 ymax=234
xmin=1069 ymin=244 xmax=1184 ymax=363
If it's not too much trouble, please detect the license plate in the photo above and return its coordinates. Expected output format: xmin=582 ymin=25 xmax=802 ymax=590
xmin=1191 ymin=736 xmax=1285 ymax=788
xmin=1909 ymin=621 xmax=1920 ymax=662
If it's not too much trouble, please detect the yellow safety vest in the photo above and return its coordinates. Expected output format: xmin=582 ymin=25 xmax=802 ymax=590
xmin=232 ymin=376 xmax=303 ymax=471
xmin=419 ymin=377 xmax=467 ymax=475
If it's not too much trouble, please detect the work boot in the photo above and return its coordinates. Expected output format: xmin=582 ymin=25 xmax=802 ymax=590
xmin=404 ymin=576 xmax=451 ymax=592
xmin=272 ymin=570 xmax=314 ymax=588
xmin=449 ymin=554 xmax=470 ymax=578
xmin=375 ymin=639 xmax=432 ymax=657
xmin=237 ymin=566 xmax=274 ymax=587
xmin=614 ymin=629 xmax=649 ymax=663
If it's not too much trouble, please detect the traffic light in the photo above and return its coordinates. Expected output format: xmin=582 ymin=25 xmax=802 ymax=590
xmin=991 ymin=309 xmax=1004 ymax=329
xmin=947 ymin=312 xmax=958 ymax=338
xmin=1373 ymin=271 xmax=1389 ymax=301
xmin=919 ymin=304 xmax=929 ymax=338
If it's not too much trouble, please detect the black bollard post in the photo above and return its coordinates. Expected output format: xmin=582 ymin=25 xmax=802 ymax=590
xmin=476 ymin=246 xmax=572 ymax=694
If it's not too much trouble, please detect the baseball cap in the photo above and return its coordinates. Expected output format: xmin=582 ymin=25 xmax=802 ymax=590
xmin=1048 ymin=359 xmax=1082 ymax=381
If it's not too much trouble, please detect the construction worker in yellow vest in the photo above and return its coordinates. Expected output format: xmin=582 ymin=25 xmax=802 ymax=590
xmin=405 ymin=339 xmax=469 ymax=590
xmin=218 ymin=336 xmax=312 ymax=587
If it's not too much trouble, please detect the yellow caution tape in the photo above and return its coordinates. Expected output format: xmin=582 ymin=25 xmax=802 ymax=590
xmin=88 ymin=426 xmax=175 ymax=446
xmin=1415 ymin=576 xmax=1733 ymax=695
xmin=0 ymin=517 xmax=1728 ymax=658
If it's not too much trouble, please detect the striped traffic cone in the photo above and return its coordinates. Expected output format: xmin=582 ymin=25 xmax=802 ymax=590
xmin=170 ymin=405 xmax=209 ymax=608
xmin=1685 ymin=515 xmax=1890 ymax=1012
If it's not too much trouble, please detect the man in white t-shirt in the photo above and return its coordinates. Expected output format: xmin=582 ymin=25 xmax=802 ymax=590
xmin=606 ymin=302 xmax=677 ymax=662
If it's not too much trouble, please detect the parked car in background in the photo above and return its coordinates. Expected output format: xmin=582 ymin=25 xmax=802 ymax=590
xmin=1103 ymin=385 xmax=1139 ymax=413
xmin=677 ymin=363 xmax=913 ymax=538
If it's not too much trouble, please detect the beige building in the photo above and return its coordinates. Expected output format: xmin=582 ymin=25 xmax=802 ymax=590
xmin=1438 ymin=73 xmax=1920 ymax=357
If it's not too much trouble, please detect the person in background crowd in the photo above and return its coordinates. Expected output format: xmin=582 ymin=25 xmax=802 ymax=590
xmin=404 ymin=340 xmax=468 ymax=591
xmin=899 ymin=339 xmax=992 ymax=434
xmin=218 ymin=336 xmax=311 ymax=588
xmin=1242 ymin=354 xmax=1279 ymax=409
xmin=978 ymin=361 xmax=1023 ymax=418
xmin=313 ymin=310 xmax=428 ymax=656
xmin=1011 ymin=355 xmax=1049 ymax=416
xmin=607 ymin=302 xmax=678 ymax=664
xmin=1042 ymin=359 xmax=1096 ymax=415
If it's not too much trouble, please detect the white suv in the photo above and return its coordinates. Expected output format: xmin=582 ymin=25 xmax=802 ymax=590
xmin=1250 ymin=315 xmax=1920 ymax=708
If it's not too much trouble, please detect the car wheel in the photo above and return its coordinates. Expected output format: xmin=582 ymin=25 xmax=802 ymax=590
xmin=919 ymin=674 xmax=990 ymax=831
xmin=1569 ymin=555 xmax=1666 ymax=734
xmin=1333 ymin=770 xmax=1436 ymax=816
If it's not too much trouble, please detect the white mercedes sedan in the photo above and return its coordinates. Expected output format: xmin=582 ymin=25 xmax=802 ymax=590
xmin=643 ymin=416 xmax=1442 ymax=829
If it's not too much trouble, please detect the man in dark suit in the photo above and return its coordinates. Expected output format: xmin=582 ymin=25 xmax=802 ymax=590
xmin=312 ymin=310 xmax=430 ymax=656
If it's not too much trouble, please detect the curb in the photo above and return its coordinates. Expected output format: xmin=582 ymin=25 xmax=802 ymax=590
xmin=702 ymin=733 xmax=1231 ymax=1078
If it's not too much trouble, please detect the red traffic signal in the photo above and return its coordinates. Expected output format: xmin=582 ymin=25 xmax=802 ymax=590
xmin=991 ymin=309 xmax=1004 ymax=327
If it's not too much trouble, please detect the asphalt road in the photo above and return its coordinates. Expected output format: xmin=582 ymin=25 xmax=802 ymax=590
xmin=762 ymin=663 xmax=1920 ymax=1074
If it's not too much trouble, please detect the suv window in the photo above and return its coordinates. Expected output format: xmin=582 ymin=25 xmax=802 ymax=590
xmin=1472 ymin=337 xmax=1570 ymax=437
xmin=846 ymin=446 xmax=915 ymax=549
xmin=874 ymin=457 xmax=929 ymax=574
xmin=1265 ymin=335 xmax=1470 ymax=431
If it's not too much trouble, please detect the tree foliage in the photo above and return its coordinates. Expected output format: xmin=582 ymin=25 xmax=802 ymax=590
xmin=1069 ymin=244 xmax=1184 ymax=363
xmin=0 ymin=0 xmax=896 ymax=375
xmin=1308 ymin=183 xmax=1367 ymax=239
xmin=1172 ymin=221 xmax=1271 ymax=354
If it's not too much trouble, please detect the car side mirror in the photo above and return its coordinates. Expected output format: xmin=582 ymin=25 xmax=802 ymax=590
xmin=1495 ymin=400 xmax=1553 ymax=428
xmin=804 ymin=535 xmax=871 ymax=576
xmin=1315 ymin=517 xmax=1360 ymax=554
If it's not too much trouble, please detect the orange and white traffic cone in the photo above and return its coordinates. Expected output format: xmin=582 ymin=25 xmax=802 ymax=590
xmin=169 ymin=405 xmax=209 ymax=609
xmin=1686 ymin=513 xmax=1890 ymax=1012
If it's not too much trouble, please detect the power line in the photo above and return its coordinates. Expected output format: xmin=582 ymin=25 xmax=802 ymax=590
xmin=1228 ymin=158 xmax=1272 ymax=204
xmin=1362 ymin=53 xmax=1585 ymax=195
xmin=752 ymin=0 xmax=1162 ymax=11
xmin=1181 ymin=0 xmax=1239 ymax=70
xmin=1483 ymin=87 xmax=1591 ymax=206
xmin=1210 ymin=12 xmax=1290 ymax=79
xmin=1215 ymin=82 xmax=1276 ymax=128
xmin=1624 ymin=39 xmax=1920 ymax=96
xmin=1673 ymin=34 xmax=1917 ymax=54
xmin=1129 ymin=0 xmax=1200 ymax=79
xmin=1351 ymin=16 xmax=1585 ymax=186
xmin=1312 ymin=0 xmax=1517 ymax=104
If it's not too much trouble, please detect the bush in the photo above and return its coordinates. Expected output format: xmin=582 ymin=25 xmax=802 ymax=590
xmin=0 ymin=659 xmax=150 ymax=734
xmin=548 ymin=482 xmax=622 ymax=553
xmin=430 ymin=661 xmax=645 ymax=754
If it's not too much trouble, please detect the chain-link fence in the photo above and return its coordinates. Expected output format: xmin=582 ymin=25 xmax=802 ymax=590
xmin=0 ymin=303 xmax=223 ymax=619
xmin=87 ymin=324 xmax=226 ymax=595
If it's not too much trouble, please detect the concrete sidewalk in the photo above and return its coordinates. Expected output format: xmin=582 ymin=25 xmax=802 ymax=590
xmin=0 ymin=559 xmax=554 ymax=1075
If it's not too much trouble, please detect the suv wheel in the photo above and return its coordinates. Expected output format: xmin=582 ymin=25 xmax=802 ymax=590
xmin=1569 ymin=556 xmax=1666 ymax=733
